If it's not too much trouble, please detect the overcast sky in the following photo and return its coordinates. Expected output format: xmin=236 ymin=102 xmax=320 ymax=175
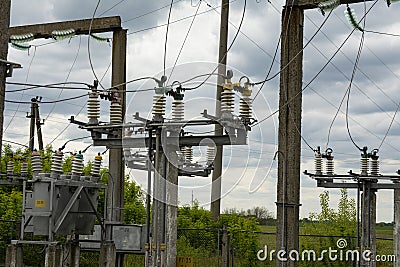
xmin=5 ymin=0 xmax=400 ymax=222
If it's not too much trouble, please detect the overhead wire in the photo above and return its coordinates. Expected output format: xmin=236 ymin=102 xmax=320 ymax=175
xmin=301 ymin=14 xmax=400 ymax=149
xmin=344 ymin=2 xmax=367 ymax=152
xmin=88 ymin=0 xmax=105 ymax=89
xmin=98 ymin=0 xmax=128 ymax=16
xmin=168 ymin=1 xmax=202 ymax=83
xmin=164 ymin=0 xmax=175 ymax=77
xmin=122 ymin=0 xmax=186 ymax=23
xmin=6 ymin=82 xmax=90 ymax=92
xmin=45 ymin=36 xmax=82 ymax=123
xmin=48 ymin=65 xmax=111 ymax=146
xmin=253 ymin=0 xmax=379 ymax=127
xmin=182 ymin=0 xmax=247 ymax=91
xmin=4 ymin=46 xmax=37 ymax=134
xmin=5 ymin=94 xmax=88 ymax=104
xmin=252 ymin=9 xmax=334 ymax=100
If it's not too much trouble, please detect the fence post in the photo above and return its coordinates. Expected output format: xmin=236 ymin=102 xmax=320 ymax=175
xmin=222 ymin=225 xmax=230 ymax=267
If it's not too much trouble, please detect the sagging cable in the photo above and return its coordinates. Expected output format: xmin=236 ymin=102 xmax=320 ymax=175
xmin=345 ymin=5 xmax=364 ymax=32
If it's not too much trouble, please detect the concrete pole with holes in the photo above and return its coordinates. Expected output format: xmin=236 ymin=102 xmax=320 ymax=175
xmin=276 ymin=6 xmax=304 ymax=267
xmin=211 ymin=0 xmax=229 ymax=222
xmin=394 ymin=186 xmax=400 ymax=267
xmin=103 ymin=28 xmax=127 ymax=267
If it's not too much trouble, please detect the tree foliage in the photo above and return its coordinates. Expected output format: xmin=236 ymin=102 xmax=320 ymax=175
xmin=301 ymin=189 xmax=357 ymax=266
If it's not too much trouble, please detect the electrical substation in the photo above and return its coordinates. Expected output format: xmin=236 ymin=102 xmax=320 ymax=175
xmin=2 ymin=0 xmax=400 ymax=266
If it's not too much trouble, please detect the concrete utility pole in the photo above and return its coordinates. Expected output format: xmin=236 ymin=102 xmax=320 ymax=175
xmin=361 ymin=183 xmax=376 ymax=267
xmin=276 ymin=6 xmax=304 ymax=267
xmin=106 ymin=28 xmax=126 ymax=267
xmin=151 ymin=130 xmax=167 ymax=267
xmin=28 ymin=99 xmax=36 ymax=152
xmin=211 ymin=0 xmax=229 ymax=222
xmin=165 ymin=132 xmax=179 ymax=267
xmin=395 ymin=186 xmax=400 ymax=267
xmin=0 ymin=0 xmax=11 ymax=157
xmin=34 ymin=99 xmax=44 ymax=151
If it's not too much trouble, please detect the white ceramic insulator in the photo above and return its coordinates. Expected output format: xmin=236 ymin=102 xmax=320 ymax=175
xmin=361 ymin=157 xmax=369 ymax=175
xmin=315 ymin=154 xmax=322 ymax=174
xmin=71 ymin=156 xmax=83 ymax=175
xmin=184 ymin=146 xmax=193 ymax=163
xmin=206 ymin=146 xmax=216 ymax=164
xmin=326 ymin=158 xmax=334 ymax=175
xmin=7 ymin=161 xmax=14 ymax=174
xmin=21 ymin=162 xmax=28 ymax=175
xmin=31 ymin=154 xmax=42 ymax=173
xmin=152 ymin=93 xmax=166 ymax=117
xmin=172 ymin=99 xmax=184 ymax=121
xmin=93 ymin=158 xmax=102 ymax=177
xmin=370 ymin=159 xmax=379 ymax=176
xmin=87 ymin=94 xmax=100 ymax=121
xmin=221 ymin=88 xmax=235 ymax=114
xmin=240 ymin=95 xmax=252 ymax=118
xmin=110 ymin=102 xmax=123 ymax=123
xmin=51 ymin=152 xmax=63 ymax=174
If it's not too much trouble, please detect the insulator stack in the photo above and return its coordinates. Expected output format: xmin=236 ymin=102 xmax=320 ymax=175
xmin=221 ymin=86 xmax=235 ymax=114
xmin=370 ymin=150 xmax=379 ymax=176
xmin=71 ymin=153 xmax=84 ymax=176
xmin=172 ymin=99 xmax=184 ymax=121
xmin=51 ymin=151 xmax=63 ymax=174
xmin=110 ymin=101 xmax=123 ymax=123
xmin=21 ymin=162 xmax=28 ymax=175
xmin=7 ymin=160 xmax=14 ymax=174
xmin=87 ymin=93 xmax=100 ymax=124
xmin=360 ymin=156 xmax=369 ymax=175
xmin=93 ymin=154 xmax=102 ymax=177
xmin=152 ymin=93 xmax=166 ymax=117
xmin=370 ymin=159 xmax=379 ymax=176
xmin=326 ymin=157 xmax=334 ymax=175
xmin=31 ymin=151 xmax=42 ymax=174
xmin=206 ymin=146 xmax=216 ymax=165
xmin=314 ymin=152 xmax=322 ymax=175
xmin=240 ymin=87 xmax=252 ymax=119
xmin=184 ymin=146 xmax=193 ymax=163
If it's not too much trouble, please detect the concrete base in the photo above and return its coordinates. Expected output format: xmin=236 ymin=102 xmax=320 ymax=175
xmin=99 ymin=241 xmax=116 ymax=267
xmin=5 ymin=244 xmax=23 ymax=267
xmin=45 ymin=244 xmax=63 ymax=267
xmin=64 ymin=240 xmax=80 ymax=267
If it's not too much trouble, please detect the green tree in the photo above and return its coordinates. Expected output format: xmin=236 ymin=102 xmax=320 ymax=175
xmin=301 ymin=189 xmax=357 ymax=266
